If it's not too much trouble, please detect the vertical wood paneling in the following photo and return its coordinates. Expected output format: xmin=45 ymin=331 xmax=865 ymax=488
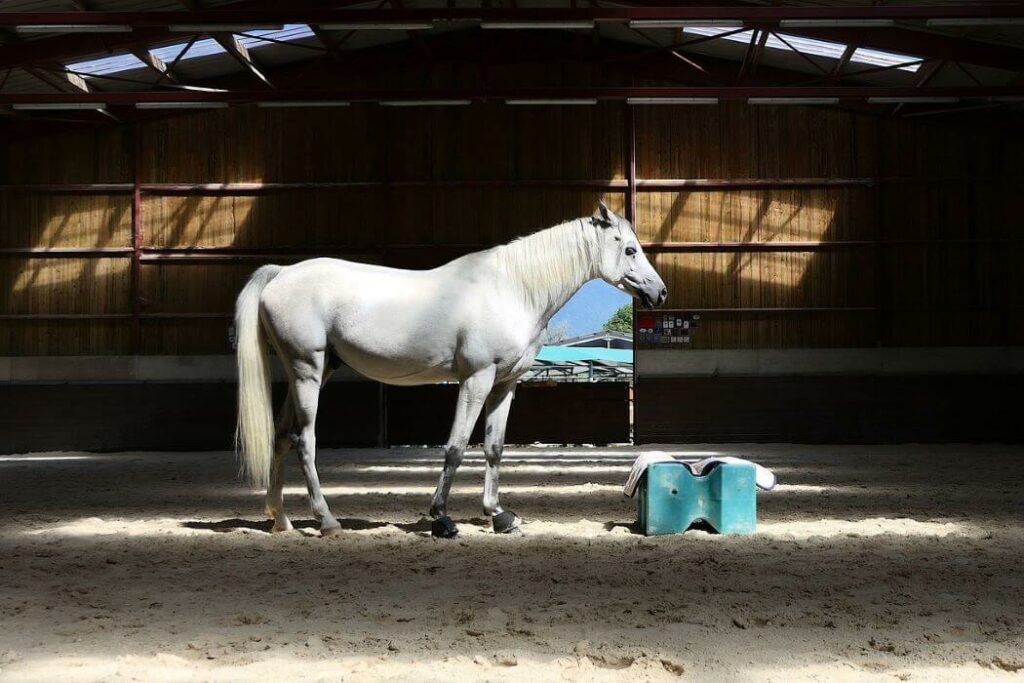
xmin=1 ymin=103 xmax=1021 ymax=354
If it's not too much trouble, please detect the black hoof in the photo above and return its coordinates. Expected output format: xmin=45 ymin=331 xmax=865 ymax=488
xmin=492 ymin=510 xmax=522 ymax=534
xmin=431 ymin=516 xmax=459 ymax=539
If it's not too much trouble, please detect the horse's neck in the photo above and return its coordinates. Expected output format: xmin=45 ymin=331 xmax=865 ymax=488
xmin=498 ymin=220 xmax=598 ymax=326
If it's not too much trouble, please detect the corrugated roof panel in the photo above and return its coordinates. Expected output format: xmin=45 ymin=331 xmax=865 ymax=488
xmin=150 ymin=37 xmax=228 ymax=63
xmin=236 ymin=24 xmax=316 ymax=49
xmin=67 ymin=52 xmax=146 ymax=76
xmin=851 ymin=46 xmax=922 ymax=72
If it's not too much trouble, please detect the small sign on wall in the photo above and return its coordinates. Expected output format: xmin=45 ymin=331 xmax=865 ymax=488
xmin=636 ymin=311 xmax=700 ymax=346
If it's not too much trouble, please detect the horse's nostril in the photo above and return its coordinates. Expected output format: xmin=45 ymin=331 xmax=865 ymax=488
xmin=660 ymin=288 xmax=668 ymax=298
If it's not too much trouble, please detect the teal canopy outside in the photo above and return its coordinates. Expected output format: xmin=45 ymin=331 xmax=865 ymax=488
xmin=535 ymin=345 xmax=633 ymax=364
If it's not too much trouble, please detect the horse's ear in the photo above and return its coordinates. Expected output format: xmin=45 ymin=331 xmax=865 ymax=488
xmin=592 ymin=200 xmax=615 ymax=227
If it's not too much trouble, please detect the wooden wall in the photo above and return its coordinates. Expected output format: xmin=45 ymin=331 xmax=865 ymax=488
xmin=636 ymin=104 xmax=1024 ymax=349
xmin=1 ymin=103 xmax=1021 ymax=355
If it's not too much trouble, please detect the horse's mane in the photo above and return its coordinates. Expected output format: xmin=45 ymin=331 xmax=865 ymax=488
xmin=495 ymin=219 xmax=597 ymax=311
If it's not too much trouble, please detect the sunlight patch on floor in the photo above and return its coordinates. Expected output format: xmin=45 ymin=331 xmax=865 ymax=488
xmin=20 ymin=515 xmax=983 ymax=541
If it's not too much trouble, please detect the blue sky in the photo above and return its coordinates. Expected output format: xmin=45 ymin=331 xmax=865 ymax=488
xmin=550 ymin=280 xmax=632 ymax=337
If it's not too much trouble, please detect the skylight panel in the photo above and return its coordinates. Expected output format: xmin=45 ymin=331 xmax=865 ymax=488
xmin=771 ymin=33 xmax=847 ymax=60
xmin=682 ymin=25 xmax=756 ymax=44
xmin=64 ymin=25 xmax=315 ymax=79
xmin=150 ymin=37 xmax=227 ymax=62
xmin=850 ymin=47 xmax=921 ymax=72
xmin=236 ymin=24 xmax=315 ymax=49
xmin=66 ymin=52 xmax=146 ymax=77
xmin=683 ymin=26 xmax=847 ymax=62
xmin=681 ymin=26 xmax=920 ymax=74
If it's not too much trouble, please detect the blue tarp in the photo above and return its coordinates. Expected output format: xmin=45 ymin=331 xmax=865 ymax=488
xmin=536 ymin=345 xmax=633 ymax=364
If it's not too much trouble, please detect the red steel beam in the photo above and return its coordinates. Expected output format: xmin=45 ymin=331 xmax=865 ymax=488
xmin=626 ymin=103 xmax=637 ymax=223
xmin=4 ymin=176 xmax=1024 ymax=195
xmin=0 ymin=312 xmax=231 ymax=321
xmin=1 ymin=85 xmax=1022 ymax=105
xmin=3 ymin=6 xmax=1023 ymax=25
xmin=5 ymin=176 xmax=1024 ymax=197
xmin=6 ymin=238 xmax=1022 ymax=260
xmin=10 ymin=305 xmax=1024 ymax=323
xmin=635 ymin=178 xmax=876 ymax=189
xmin=137 ymin=180 xmax=629 ymax=193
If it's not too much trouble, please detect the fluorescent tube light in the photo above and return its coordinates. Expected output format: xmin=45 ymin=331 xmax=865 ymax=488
xmin=867 ymin=97 xmax=959 ymax=104
xmin=256 ymin=101 xmax=351 ymax=108
xmin=12 ymin=102 xmax=107 ymax=110
xmin=505 ymin=98 xmax=598 ymax=105
xmin=169 ymin=24 xmax=284 ymax=32
xmin=379 ymin=100 xmax=472 ymax=106
xmin=627 ymin=97 xmax=718 ymax=105
xmin=926 ymin=18 xmax=1024 ymax=27
xmin=748 ymin=97 xmax=839 ymax=105
xmin=16 ymin=24 xmax=132 ymax=33
xmin=318 ymin=22 xmax=435 ymax=30
xmin=780 ymin=19 xmax=894 ymax=28
xmin=135 ymin=101 xmax=229 ymax=109
xmin=481 ymin=21 xmax=594 ymax=29
xmin=629 ymin=20 xmax=743 ymax=29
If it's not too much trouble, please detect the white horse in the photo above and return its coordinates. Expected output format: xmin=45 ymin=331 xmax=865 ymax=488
xmin=234 ymin=201 xmax=666 ymax=538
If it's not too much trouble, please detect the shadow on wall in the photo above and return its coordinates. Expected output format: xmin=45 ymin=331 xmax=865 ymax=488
xmin=644 ymin=188 xmax=875 ymax=348
xmin=5 ymin=104 xmax=1019 ymax=355
xmin=1 ymin=103 xmax=638 ymax=356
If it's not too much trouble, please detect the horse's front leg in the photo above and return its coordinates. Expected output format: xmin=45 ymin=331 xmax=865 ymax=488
xmin=482 ymin=380 xmax=521 ymax=534
xmin=429 ymin=367 xmax=495 ymax=538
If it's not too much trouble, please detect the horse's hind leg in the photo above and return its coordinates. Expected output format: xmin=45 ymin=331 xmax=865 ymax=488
xmin=290 ymin=354 xmax=342 ymax=537
xmin=265 ymin=391 xmax=295 ymax=533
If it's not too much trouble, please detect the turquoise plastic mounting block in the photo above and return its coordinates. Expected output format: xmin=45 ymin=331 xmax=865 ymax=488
xmin=637 ymin=461 xmax=757 ymax=536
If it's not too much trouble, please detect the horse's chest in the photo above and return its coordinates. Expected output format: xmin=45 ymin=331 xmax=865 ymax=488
xmin=496 ymin=341 xmax=542 ymax=381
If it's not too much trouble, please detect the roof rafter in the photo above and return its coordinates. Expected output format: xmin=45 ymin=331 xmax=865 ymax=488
xmin=130 ymin=48 xmax=180 ymax=84
xmin=23 ymin=64 xmax=89 ymax=93
xmin=1 ymin=85 xmax=1021 ymax=107
xmin=214 ymin=33 xmax=275 ymax=88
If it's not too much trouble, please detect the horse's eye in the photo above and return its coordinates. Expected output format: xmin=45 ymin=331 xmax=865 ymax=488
xmin=625 ymin=246 xmax=637 ymax=256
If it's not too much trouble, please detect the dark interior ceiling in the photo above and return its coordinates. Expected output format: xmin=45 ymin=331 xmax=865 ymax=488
xmin=1 ymin=1 xmax=1023 ymax=131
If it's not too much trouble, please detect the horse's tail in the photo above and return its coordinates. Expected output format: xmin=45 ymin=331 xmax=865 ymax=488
xmin=234 ymin=264 xmax=284 ymax=489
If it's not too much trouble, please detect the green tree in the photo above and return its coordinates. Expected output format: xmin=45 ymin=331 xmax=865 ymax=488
xmin=603 ymin=304 xmax=633 ymax=334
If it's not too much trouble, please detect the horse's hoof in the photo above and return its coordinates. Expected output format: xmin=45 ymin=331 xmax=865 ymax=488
xmin=492 ymin=510 xmax=522 ymax=534
xmin=271 ymin=521 xmax=294 ymax=533
xmin=320 ymin=525 xmax=343 ymax=538
xmin=431 ymin=516 xmax=459 ymax=539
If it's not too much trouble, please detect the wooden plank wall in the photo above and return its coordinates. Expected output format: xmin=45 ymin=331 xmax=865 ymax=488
xmin=636 ymin=104 xmax=1024 ymax=349
xmin=1 ymin=103 xmax=1021 ymax=354
xmin=0 ymin=128 xmax=134 ymax=354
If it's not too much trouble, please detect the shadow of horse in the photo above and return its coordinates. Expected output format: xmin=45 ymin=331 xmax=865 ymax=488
xmin=181 ymin=517 xmax=493 ymax=534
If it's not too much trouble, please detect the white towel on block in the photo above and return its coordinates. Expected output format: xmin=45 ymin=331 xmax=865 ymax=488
xmin=623 ymin=452 xmax=777 ymax=498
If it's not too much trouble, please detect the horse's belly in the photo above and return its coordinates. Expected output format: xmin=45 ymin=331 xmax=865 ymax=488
xmin=331 ymin=340 xmax=458 ymax=386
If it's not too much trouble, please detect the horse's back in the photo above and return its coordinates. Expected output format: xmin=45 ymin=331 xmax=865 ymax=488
xmin=257 ymin=255 xmax=503 ymax=382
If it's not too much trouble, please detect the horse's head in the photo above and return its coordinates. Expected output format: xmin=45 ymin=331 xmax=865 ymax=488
xmin=590 ymin=201 xmax=667 ymax=308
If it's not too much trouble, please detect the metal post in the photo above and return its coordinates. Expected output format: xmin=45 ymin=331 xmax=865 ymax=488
xmin=626 ymin=101 xmax=639 ymax=444
xmin=131 ymin=126 xmax=143 ymax=353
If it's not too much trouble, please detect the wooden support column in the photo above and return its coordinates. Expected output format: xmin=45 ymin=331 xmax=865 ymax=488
xmin=874 ymin=120 xmax=887 ymax=348
xmin=131 ymin=127 xmax=143 ymax=353
xmin=626 ymin=104 xmax=637 ymax=224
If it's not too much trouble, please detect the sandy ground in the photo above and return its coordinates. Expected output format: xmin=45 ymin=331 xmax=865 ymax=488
xmin=1 ymin=444 xmax=1023 ymax=682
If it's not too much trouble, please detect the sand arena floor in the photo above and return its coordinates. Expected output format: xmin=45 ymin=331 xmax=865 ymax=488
xmin=1 ymin=444 xmax=1023 ymax=681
